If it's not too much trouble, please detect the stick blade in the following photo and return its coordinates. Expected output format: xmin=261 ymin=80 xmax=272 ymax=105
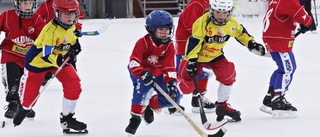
xmin=204 ymin=119 xmax=228 ymax=130
xmin=81 ymin=31 xmax=100 ymax=36
xmin=207 ymin=127 xmax=227 ymax=137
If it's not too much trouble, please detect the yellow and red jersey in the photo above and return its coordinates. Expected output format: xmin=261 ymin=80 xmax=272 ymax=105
xmin=175 ymin=0 xmax=210 ymax=55
xmin=184 ymin=12 xmax=255 ymax=62
xmin=24 ymin=19 xmax=78 ymax=72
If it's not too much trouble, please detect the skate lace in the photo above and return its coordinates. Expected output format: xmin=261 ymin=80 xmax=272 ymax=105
xmin=201 ymin=96 xmax=213 ymax=105
xmin=3 ymin=105 xmax=8 ymax=111
xmin=3 ymin=102 xmax=16 ymax=111
xmin=281 ymin=96 xmax=292 ymax=106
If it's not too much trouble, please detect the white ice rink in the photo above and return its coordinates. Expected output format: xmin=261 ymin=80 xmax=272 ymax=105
xmin=1 ymin=16 xmax=320 ymax=137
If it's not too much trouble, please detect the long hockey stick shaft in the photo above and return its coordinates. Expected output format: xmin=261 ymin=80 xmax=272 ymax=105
xmin=192 ymin=75 xmax=209 ymax=125
xmin=313 ymin=0 xmax=318 ymax=26
xmin=153 ymin=82 xmax=226 ymax=137
xmin=28 ymin=57 xmax=70 ymax=108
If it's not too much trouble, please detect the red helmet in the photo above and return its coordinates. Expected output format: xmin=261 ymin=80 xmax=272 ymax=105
xmin=52 ymin=0 xmax=80 ymax=28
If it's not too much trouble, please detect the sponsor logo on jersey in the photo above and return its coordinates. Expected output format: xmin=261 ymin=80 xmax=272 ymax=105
xmin=11 ymin=36 xmax=34 ymax=47
xmin=147 ymin=55 xmax=159 ymax=65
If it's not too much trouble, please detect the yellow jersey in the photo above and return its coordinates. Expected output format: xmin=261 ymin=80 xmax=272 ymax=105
xmin=24 ymin=19 xmax=78 ymax=72
xmin=184 ymin=12 xmax=255 ymax=62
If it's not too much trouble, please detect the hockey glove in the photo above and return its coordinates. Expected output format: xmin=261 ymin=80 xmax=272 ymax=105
xmin=72 ymin=39 xmax=82 ymax=55
xmin=74 ymin=29 xmax=82 ymax=37
xmin=248 ymin=40 xmax=266 ymax=56
xmin=57 ymin=49 xmax=76 ymax=66
xmin=140 ymin=70 xmax=155 ymax=86
xmin=167 ymin=80 xmax=178 ymax=101
xmin=299 ymin=24 xmax=311 ymax=34
xmin=186 ymin=58 xmax=198 ymax=77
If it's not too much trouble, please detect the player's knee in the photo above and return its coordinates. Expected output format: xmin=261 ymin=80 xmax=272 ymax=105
xmin=178 ymin=79 xmax=194 ymax=94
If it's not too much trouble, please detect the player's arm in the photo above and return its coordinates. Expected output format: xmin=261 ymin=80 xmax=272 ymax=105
xmin=184 ymin=16 xmax=205 ymax=60
xmin=128 ymin=39 xmax=147 ymax=78
xmin=235 ymin=23 xmax=265 ymax=56
xmin=35 ymin=2 xmax=48 ymax=21
xmin=162 ymin=43 xmax=177 ymax=83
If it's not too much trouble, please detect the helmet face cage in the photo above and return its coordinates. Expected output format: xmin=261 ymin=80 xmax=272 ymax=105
xmin=209 ymin=0 xmax=233 ymax=26
xmin=14 ymin=0 xmax=37 ymax=19
xmin=53 ymin=0 xmax=80 ymax=29
xmin=145 ymin=10 xmax=174 ymax=45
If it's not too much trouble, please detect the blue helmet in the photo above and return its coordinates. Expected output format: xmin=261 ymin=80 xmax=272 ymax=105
xmin=145 ymin=10 xmax=174 ymax=45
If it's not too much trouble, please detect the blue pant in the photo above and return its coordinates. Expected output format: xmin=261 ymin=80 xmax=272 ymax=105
xmin=269 ymin=52 xmax=296 ymax=95
xmin=128 ymin=68 xmax=181 ymax=108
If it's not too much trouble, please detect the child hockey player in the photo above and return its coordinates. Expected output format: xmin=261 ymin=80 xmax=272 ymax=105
xmin=0 ymin=0 xmax=45 ymax=121
xmin=173 ymin=0 xmax=214 ymax=114
xmin=125 ymin=10 xmax=181 ymax=135
xmin=13 ymin=0 xmax=87 ymax=134
xmin=178 ymin=0 xmax=266 ymax=122
xmin=36 ymin=0 xmax=84 ymax=86
xmin=260 ymin=0 xmax=312 ymax=118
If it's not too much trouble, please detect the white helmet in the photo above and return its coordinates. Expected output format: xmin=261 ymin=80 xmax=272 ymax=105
xmin=210 ymin=0 xmax=233 ymax=12
xmin=209 ymin=0 xmax=233 ymax=26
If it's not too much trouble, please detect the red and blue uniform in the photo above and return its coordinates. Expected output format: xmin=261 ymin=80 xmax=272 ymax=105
xmin=128 ymin=34 xmax=180 ymax=115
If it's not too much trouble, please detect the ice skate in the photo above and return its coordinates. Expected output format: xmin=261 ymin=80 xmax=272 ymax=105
xmin=215 ymin=101 xmax=241 ymax=122
xmin=259 ymin=94 xmax=272 ymax=114
xmin=125 ymin=114 xmax=142 ymax=136
xmin=4 ymin=100 xmax=18 ymax=119
xmin=191 ymin=95 xmax=215 ymax=113
xmin=25 ymin=109 xmax=36 ymax=119
xmin=13 ymin=104 xmax=30 ymax=126
xmin=260 ymin=86 xmax=274 ymax=114
xmin=143 ymin=106 xmax=154 ymax=124
xmin=163 ymin=105 xmax=185 ymax=115
xmin=60 ymin=113 xmax=88 ymax=134
xmin=271 ymin=96 xmax=297 ymax=118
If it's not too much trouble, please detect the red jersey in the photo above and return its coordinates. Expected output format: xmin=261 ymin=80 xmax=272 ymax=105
xmin=128 ymin=35 xmax=177 ymax=83
xmin=36 ymin=0 xmax=84 ymax=30
xmin=0 ymin=10 xmax=45 ymax=68
xmin=262 ymin=0 xmax=312 ymax=52
xmin=175 ymin=0 xmax=210 ymax=55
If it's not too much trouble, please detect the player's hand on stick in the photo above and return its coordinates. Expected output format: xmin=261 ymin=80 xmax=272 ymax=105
xmin=248 ymin=40 xmax=266 ymax=56
xmin=57 ymin=49 xmax=75 ymax=66
xmin=167 ymin=80 xmax=178 ymax=101
xmin=186 ymin=58 xmax=198 ymax=77
xmin=140 ymin=70 xmax=155 ymax=86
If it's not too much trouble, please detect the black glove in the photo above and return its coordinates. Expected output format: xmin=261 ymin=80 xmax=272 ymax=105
xmin=248 ymin=40 xmax=266 ymax=56
xmin=140 ymin=70 xmax=155 ymax=86
xmin=299 ymin=24 xmax=311 ymax=34
xmin=167 ymin=80 xmax=178 ymax=101
xmin=57 ymin=49 xmax=75 ymax=66
xmin=72 ymin=39 xmax=82 ymax=55
xmin=186 ymin=58 xmax=198 ymax=77
xmin=74 ymin=29 xmax=82 ymax=37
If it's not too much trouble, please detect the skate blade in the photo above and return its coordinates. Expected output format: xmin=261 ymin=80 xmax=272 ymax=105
xmin=127 ymin=133 xmax=134 ymax=137
xmin=191 ymin=107 xmax=215 ymax=113
xmin=163 ymin=109 xmax=182 ymax=116
xmin=63 ymin=129 xmax=88 ymax=134
xmin=259 ymin=105 xmax=272 ymax=114
xmin=272 ymin=110 xmax=297 ymax=118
